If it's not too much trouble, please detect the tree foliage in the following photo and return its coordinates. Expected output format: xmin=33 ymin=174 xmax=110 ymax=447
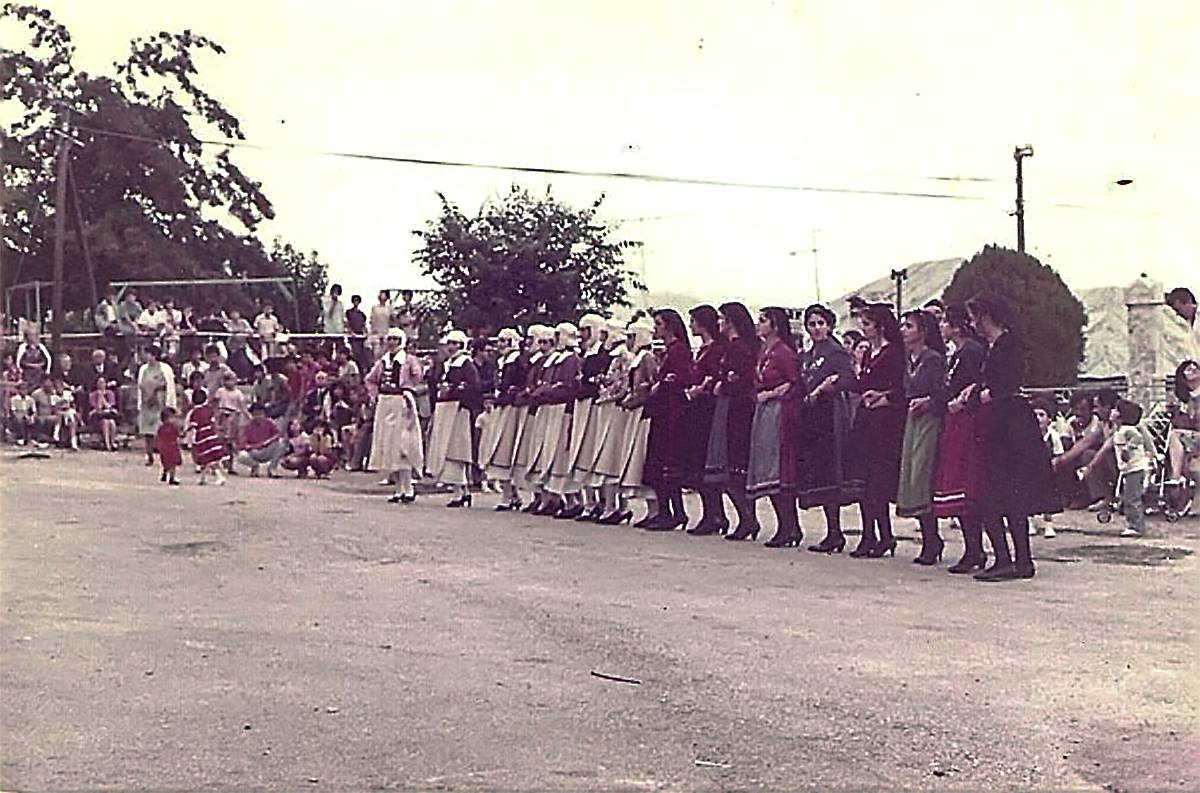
xmin=412 ymin=186 xmax=644 ymax=334
xmin=942 ymin=245 xmax=1087 ymax=386
xmin=0 ymin=3 xmax=326 ymax=323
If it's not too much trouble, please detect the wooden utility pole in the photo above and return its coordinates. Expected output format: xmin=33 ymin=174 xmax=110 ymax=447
xmin=890 ymin=268 xmax=908 ymax=314
xmin=50 ymin=136 xmax=69 ymax=355
xmin=67 ymin=159 xmax=98 ymax=309
xmin=1013 ymin=144 xmax=1034 ymax=253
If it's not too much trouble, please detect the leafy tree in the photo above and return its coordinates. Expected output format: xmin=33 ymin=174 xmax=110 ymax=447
xmin=412 ymin=186 xmax=644 ymax=335
xmin=0 ymin=4 xmax=326 ymax=323
xmin=942 ymin=245 xmax=1087 ymax=386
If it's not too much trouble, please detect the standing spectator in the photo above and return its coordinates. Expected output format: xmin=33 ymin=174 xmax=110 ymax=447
xmin=345 ymin=295 xmax=368 ymax=369
xmin=136 ymin=346 xmax=177 ymax=466
xmin=254 ymin=301 xmax=284 ymax=358
xmin=116 ymin=290 xmax=143 ymax=357
xmin=49 ymin=375 xmax=80 ymax=449
xmin=226 ymin=308 xmax=254 ymax=379
xmin=15 ymin=329 xmax=52 ymax=385
xmin=94 ymin=289 xmax=118 ymax=335
xmin=10 ymin=380 xmax=38 ymax=446
xmin=368 ymin=290 xmax=393 ymax=358
xmin=89 ymin=376 xmax=121 ymax=451
xmin=201 ymin=345 xmax=236 ymax=397
xmin=1165 ymin=287 xmax=1200 ymax=360
xmin=321 ymin=284 xmax=346 ymax=335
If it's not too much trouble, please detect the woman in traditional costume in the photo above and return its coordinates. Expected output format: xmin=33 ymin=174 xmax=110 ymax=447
xmin=483 ymin=328 xmax=527 ymax=511
xmin=712 ymin=303 xmax=762 ymax=542
xmin=591 ymin=320 xmax=634 ymax=524
xmin=895 ymin=309 xmax=948 ymax=564
xmin=796 ymin=304 xmax=856 ymax=553
xmin=844 ymin=303 xmax=906 ymax=558
xmin=641 ymin=309 xmax=694 ymax=531
xmin=682 ymin=305 xmax=729 ymax=535
xmin=513 ymin=325 xmax=554 ymax=513
xmin=539 ymin=322 xmax=584 ymax=518
xmin=568 ymin=315 xmax=612 ymax=521
xmin=621 ymin=319 xmax=661 ymax=526
xmin=425 ymin=330 xmax=481 ymax=507
xmin=366 ymin=328 xmax=426 ymax=504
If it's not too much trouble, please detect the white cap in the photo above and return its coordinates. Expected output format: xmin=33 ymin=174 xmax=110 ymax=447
xmin=554 ymin=321 xmax=579 ymax=343
xmin=442 ymin=329 xmax=469 ymax=345
xmin=497 ymin=327 xmax=521 ymax=343
xmin=627 ymin=318 xmax=654 ymax=349
xmin=578 ymin=314 xmax=606 ymax=334
xmin=385 ymin=327 xmax=405 ymax=342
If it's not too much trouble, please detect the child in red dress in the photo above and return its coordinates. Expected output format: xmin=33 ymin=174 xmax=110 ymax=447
xmin=185 ymin=388 xmax=229 ymax=485
xmin=156 ymin=407 xmax=183 ymax=485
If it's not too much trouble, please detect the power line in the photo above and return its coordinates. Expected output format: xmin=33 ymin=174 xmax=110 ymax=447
xmin=71 ymin=123 xmax=990 ymax=203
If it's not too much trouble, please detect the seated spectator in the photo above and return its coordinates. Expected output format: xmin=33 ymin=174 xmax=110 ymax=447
xmin=252 ymin=363 xmax=291 ymax=420
xmin=16 ymin=329 xmax=52 ymax=385
xmin=281 ymin=419 xmax=313 ymax=477
xmin=89 ymin=376 xmax=121 ymax=451
xmin=1053 ymin=389 xmax=1114 ymax=508
xmin=180 ymin=347 xmax=209 ymax=386
xmin=307 ymin=418 xmax=338 ymax=478
xmin=9 ymin=380 xmax=38 ymax=447
xmin=76 ymin=348 xmax=123 ymax=389
xmin=137 ymin=299 xmax=168 ymax=339
xmin=49 ymin=375 xmax=80 ymax=450
xmin=1166 ymin=359 xmax=1200 ymax=487
xmin=1032 ymin=397 xmax=1066 ymax=538
xmin=1 ymin=353 xmax=20 ymax=439
xmin=334 ymin=346 xmax=360 ymax=383
xmin=303 ymin=370 xmax=334 ymax=425
xmin=31 ymin=374 xmax=57 ymax=443
xmin=235 ymin=402 xmax=288 ymax=477
xmin=94 ymin=289 xmax=118 ymax=335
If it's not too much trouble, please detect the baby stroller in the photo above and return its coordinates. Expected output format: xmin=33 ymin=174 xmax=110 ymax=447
xmin=1096 ymin=404 xmax=1191 ymax=524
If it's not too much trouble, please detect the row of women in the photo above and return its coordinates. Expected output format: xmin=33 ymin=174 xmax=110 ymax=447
xmin=376 ymin=293 xmax=1058 ymax=583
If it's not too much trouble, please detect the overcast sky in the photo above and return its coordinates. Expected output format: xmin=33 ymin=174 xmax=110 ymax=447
xmin=22 ymin=0 xmax=1200 ymax=307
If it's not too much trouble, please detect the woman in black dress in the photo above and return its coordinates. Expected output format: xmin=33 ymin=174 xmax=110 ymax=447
xmin=684 ymin=305 xmax=730 ymax=535
xmin=843 ymin=303 xmax=906 ymax=558
xmin=966 ymin=293 xmax=1058 ymax=581
xmin=711 ymin=302 xmax=763 ymax=542
xmin=642 ymin=309 xmax=694 ymax=530
xmin=796 ymin=304 xmax=856 ymax=553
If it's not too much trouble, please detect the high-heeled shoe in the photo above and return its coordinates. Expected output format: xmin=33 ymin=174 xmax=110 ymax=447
xmin=495 ymin=498 xmax=522 ymax=512
xmin=446 ymin=494 xmax=472 ymax=508
xmin=725 ymin=523 xmax=761 ymax=541
xmin=633 ymin=513 xmax=658 ymax=528
xmin=534 ymin=500 xmax=560 ymax=516
xmin=576 ymin=505 xmax=605 ymax=523
xmin=521 ymin=499 xmax=541 ymax=514
xmin=947 ymin=553 xmax=987 ymax=574
xmin=807 ymin=535 xmax=846 ymax=554
xmin=849 ymin=538 xmax=877 ymax=558
xmin=688 ymin=517 xmax=729 ymax=536
xmin=974 ymin=561 xmax=1019 ymax=581
xmin=866 ymin=537 xmax=897 ymax=558
xmin=597 ymin=510 xmax=634 ymax=525
xmin=644 ymin=513 xmax=688 ymax=531
xmin=554 ymin=504 xmax=585 ymax=520
xmin=912 ymin=537 xmax=945 ymax=566
xmin=764 ymin=531 xmax=802 ymax=548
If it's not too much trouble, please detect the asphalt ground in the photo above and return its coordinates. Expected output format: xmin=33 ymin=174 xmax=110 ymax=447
xmin=1 ymin=449 xmax=1197 ymax=791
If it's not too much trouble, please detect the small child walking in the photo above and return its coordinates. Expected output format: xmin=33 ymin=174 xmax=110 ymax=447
xmin=1111 ymin=399 xmax=1151 ymax=538
xmin=185 ymin=388 xmax=229 ymax=485
xmin=156 ymin=407 xmax=182 ymax=485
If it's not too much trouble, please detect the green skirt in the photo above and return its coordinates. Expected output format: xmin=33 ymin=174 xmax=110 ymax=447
xmin=896 ymin=412 xmax=941 ymax=518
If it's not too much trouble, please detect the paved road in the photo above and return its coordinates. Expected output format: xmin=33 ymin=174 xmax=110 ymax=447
xmin=1 ymin=451 xmax=1197 ymax=791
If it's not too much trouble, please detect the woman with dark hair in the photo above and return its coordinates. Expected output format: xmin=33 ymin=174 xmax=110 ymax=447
xmin=966 ymin=292 xmax=1058 ymax=581
xmin=1166 ymin=359 xmax=1200 ymax=488
xmin=895 ymin=309 xmax=948 ymax=564
xmin=746 ymin=307 xmax=804 ymax=547
xmin=136 ymin=345 xmax=177 ymax=466
xmin=792 ymin=305 xmax=855 ymax=550
xmin=796 ymin=304 xmax=856 ymax=553
xmin=844 ymin=303 xmax=905 ymax=558
xmin=683 ymin=305 xmax=730 ymax=535
xmin=932 ymin=304 xmax=989 ymax=572
xmin=642 ymin=308 xmax=695 ymax=530
xmin=711 ymin=302 xmax=763 ymax=541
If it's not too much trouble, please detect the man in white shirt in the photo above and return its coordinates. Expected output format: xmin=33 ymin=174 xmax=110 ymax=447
xmin=254 ymin=302 xmax=283 ymax=357
xmin=321 ymin=284 xmax=346 ymax=335
xmin=368 ymin=290 xmax=394 ymax=358
xmin=1165 ymin=287 xmax=1200 ymax=361
xmin=94 ymin=289 xmax=118 ymax=334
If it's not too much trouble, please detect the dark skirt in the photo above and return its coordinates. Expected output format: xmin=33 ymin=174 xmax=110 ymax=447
xmin=642 ymin=394 xmax=687 ymax=488
xmin=978 ymin=396 xmax=1061 ymax=517
xmin=746 ymin=398 xmax=798 ymax=498
xmin=796 ymin=394 xmax=852 ymax=508
xmin=932 ymin=410 xmax=982 ymax=518
xmin=896 ymin=413 xmax=941 ymax=517
xmin=705 ymin=394 xmax=754 ymax=484
xmin=683 ymin=394 xmax=717 ymax=488
xmin=843 ymin=403 xmax=905 ymax=505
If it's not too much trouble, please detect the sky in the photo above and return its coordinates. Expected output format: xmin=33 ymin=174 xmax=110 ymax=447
xmin=12 ymin=0 xmax=1200 ymax=308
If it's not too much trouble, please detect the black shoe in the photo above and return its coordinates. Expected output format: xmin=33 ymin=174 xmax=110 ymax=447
xmin=597 ymin=510 xmax=634 ymax=525
xmin=160 ymin=471 xmax=167 ymax=482
xmin=687 ymin=519 xmax=721 ymax=536
xmin=1015 ymin=561 xmax=1037 ymax=579
xmin=644 ymin=513 xmax=688 ymax=531
xmin=521 ymin=499 xmax=541 ymax=514
xmin=576 ymin=505 xmax=605 ymax=523
xmin=554 ymin=504 xmax=585 ymax=520
xmin=849 ymin=538 xmax=877 ymax=558
xmin=387 ymin=494 xmax=404 ymax=504
xmin=974 ymin=562 xmax=1020 ymax=581
xmin=634 ymin=513 xmax=657 ymax=528
xmin=947 ymin=554 xmax=987 ymax=574
xmin=807 ymin=535 xmax=846 ymax=554
xmin=401 ymin=494 xmax=416 ymax=504
xmin=865 ymin=538 xmax=897 ymax=558
xmin=725 ymin=523 xmax=761 ymax=541
xmin=764 ymin=531 xmax=802 ymax=548
xmin=446 ymin=494 xmax=472 ymax=508
xmin=168 ymin=479 xmax=180 ymax=486
xmin=912 ymin=537 xmax=945 ymax=566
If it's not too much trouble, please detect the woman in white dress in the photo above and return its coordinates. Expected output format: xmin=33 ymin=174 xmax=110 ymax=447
xmin=136 ymin=345 xmax=177 ymax=466
xmin=365 ymin=328 xmax=426 ymax=503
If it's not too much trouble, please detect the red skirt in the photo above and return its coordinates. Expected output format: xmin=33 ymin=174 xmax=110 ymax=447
xmin=931 ymin=410 xmax=981 ymax=518
xmin=192 ymin=419 xmax=229 ymax=466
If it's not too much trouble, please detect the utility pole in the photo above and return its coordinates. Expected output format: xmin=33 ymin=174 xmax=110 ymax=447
xmin=890 ymin=268 xmax=908 ymax=314
xmin=1013 ymin=144 xmax=1034 ymax=253
xmin=810 ymin=229 xmax=821 ymax=303
xmin=50 ymin=134 xmax=69 ymax=356
xmin=67 ymin=159 xmax=98 ymax=309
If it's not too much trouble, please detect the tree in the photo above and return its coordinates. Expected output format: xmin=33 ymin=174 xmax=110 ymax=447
xmin=412 ymin=186 xmax=644 ymax=335
xmin=942 ymin=245 xmax=1087 ymax=386
xmin=0 ymin=4 xmax=325 ymax=321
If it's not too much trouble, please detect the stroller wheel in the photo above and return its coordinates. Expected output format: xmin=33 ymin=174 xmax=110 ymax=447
xmin=1164 ymin=511 xmax=1181 ymax=524
xmin=1097 ymin=510 xmax=1113 ymax=524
